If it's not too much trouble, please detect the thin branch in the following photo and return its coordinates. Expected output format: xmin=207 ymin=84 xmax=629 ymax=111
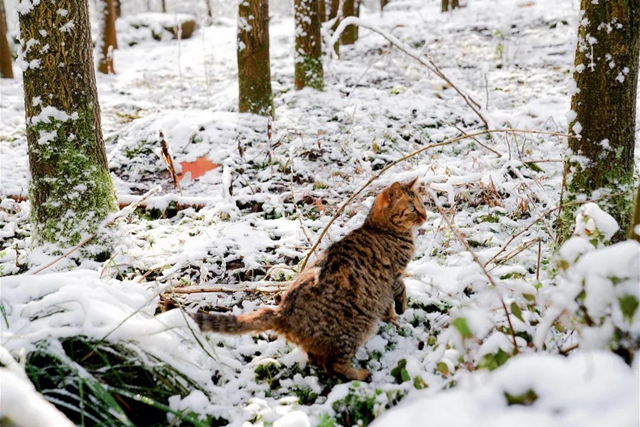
xmin=300 ymin=128 xmax=571 ymax=271
xmin=432 ymin=201 xmax=519 ymax=355
xmin=169 ymin=282 xmax=291 ymax=294
xmin=330 ymin=16 xmax=489 ymax=130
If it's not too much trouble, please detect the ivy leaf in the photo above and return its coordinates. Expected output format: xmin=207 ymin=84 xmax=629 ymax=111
xmin=436 ymin=361 xmax=449 ymax=376
xmin=452 ymin=317 xmax=473 ymax=339
xmin=619 ymin=295 xmax=639 ymax=323
xmin=510 ymin=302 xmax=524 ymax=322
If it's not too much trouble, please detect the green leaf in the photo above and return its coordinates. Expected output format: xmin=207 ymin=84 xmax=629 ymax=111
xmin=413 ymin=376 xmax=428 ymax=390
xmin=391 ymin=359 xmax=409 ymax=384
xmin=504 ymin=389 xmax=538 ymax=406
xmin=452 ymin=317 xmax=473 ymax=339
xmin=510 ymin=302 xmax=524 ymax=322
xmin=400 ymin=368 xmax=410 ymax=383
xmin=436 ymin=361 xmax=449 ymax=376
xmin=619 ymin=295 xmax=639 ymax=323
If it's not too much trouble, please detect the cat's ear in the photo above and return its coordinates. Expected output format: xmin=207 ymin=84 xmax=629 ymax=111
xmin=404 ymin=177 xmax=419 ymax=189
xmin=388 ymin=182 xmax=404 ymax=202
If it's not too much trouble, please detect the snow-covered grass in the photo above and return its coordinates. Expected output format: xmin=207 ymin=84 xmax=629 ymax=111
xmin=1 ymin=0 xmax=639 ymax=426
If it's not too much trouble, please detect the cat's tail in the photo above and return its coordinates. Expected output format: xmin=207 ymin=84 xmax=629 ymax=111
xmin=190 ymin=307 xmax=279 ymax=335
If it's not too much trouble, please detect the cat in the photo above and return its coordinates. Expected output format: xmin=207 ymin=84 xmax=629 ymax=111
xmin=170 ymin=179 xmax=426 ymax=381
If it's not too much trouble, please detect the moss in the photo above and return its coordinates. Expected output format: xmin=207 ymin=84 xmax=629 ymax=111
xmin=27 ymin=108 xmax=118 ymax=248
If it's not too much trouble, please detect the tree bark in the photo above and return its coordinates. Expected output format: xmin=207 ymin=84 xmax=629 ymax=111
xmin=18 ymin=0 xmax=118 ymax=248
xmin=98 ymin=0 xmax=118 ymax=74
xmin=630 ymin=184 xmax=640 ymax=242
xmin=558 ymin=0 xmax=640 ymax=244
xmin=441 ymin=0 xmax=460 ymax=12
xmin=341 ymin=0 xmax=357 ymax=45
xmin=294 ymin=0 xmax=324 ymax=90
xmin=0 ymin=0 xmax=12 ymax=78
xmin=318 ymin=0 xmax=326 ymax=22
xmin=237 ymin=0 xmax=274 ymax=117
xmin=381 ymin=0 xmax=389 ymax=12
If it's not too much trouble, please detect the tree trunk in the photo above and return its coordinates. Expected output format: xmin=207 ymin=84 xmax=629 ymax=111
xmin=161 ymin=0 xmax=167 ymax=13
xmin=341 ymin=0 xmax=357 ymax=45
xmin=441 ymin=0 xmax=460 ymax=12
xmin=0 ymin=0 xmax=12 ymax=78
xmin=294 ymin=0 xmax=324 ymax=91
xmin=115 ymin=0 xmax=122 ymax=18
xmin=381 ymin=0 xmax=389 ymax=12
xmin=318 ymin=0 xmax=326 ymax=22
xmin=630 ymin=184 xmax=640 ymax=242
xmin=18 ymin=0 xmax=118 ymax=248
xmin=558 ymin=0 xmax=640 ymax=244
xmin=237 ymin=0 xmax=274 ymax=117
xmin=329 ymin=0 xmax=339 ymax=19
xmin=98 ymin=0 xmax=118 ymax=74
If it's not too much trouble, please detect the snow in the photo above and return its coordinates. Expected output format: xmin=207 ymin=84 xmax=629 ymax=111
xmin=373 ymin=352 xmax=639 ymax=427
xmin=0 ymin=368 xmax=75 ymax=427
xmin=1 ymin=0 xmax=639 ymax=425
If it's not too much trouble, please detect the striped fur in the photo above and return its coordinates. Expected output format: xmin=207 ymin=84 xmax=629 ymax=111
xmin=180 ymin=179 xmax=426 ymax=381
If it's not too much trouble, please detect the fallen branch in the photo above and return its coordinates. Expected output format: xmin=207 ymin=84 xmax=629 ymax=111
xmin=300 ymin=128 xmax=571 ymax=270
xmin=169 ymin=281 xmax=291 ymax=294
xmin=30 ymin=186 xmax=162 ymax=275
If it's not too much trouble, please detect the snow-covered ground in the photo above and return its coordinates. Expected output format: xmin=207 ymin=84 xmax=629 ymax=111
xmin=1 ymin=0 xmax=639 ymax=426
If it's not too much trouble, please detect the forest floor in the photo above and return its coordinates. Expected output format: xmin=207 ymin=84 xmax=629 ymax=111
xmin=1 ymin=0 xmax=639 ymax=426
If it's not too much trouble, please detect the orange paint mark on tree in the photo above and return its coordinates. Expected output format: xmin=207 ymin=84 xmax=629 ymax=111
xmin=178 ymin=156 xmax=220 ymax=181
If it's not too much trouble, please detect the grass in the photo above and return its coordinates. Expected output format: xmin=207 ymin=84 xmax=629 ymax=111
xmin=24 ymin=336 xmax=224 ymax=427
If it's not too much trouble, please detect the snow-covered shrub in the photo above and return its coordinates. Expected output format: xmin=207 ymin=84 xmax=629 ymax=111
xmin=536 ymin=203 xmax=640 ymax=361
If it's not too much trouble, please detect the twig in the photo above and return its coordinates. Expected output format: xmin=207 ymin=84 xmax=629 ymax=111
xmin=159 ymin=129 xmax=182 ymax=195
xmin=487 ymin=238 xmax=540 ymax=271
xmin=331 ymin=16 xmax=490 ymax=131
xmin=300 ymin=128 xmax=571 ymax=271
xmin=483 ymin=190 xmax=627 ymax=267
xmin=29 ymin=186 xmax=162 ymax=275
xmin=169 ymin=282 xmax=291 ymax=294
xmin=289 ymin=158 xmax=315 ymax=250
xmin=443 ymin=120 xmax=501 ymax=157
xmin=536 ymin=240 xmax=542 ymax=281
xmin=558 ymin=342 xmax=579 ymax=356
xmin=432 ymin=201 xmax=519 ymax=354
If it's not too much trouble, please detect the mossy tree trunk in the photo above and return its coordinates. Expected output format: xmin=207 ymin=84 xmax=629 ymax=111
xmin=340 ymin=0 xmax=357 ymax=45
xmin=629 ymin=184 xmax=640 ymax=242
xmin=18 ymin=0 xmax=118 ymax=248
xmin=441 ymin=0 xmax=460 ymax=12
xmin=237 ymin=0 xmax=274 ymax=117
xmin=294 ymin=0 xmax=324 ymax=91
xmin=0 ymin=0 xmax=13 ymax=79
xmin=558 ymin=0 xmax=640 ymax=244
xmin=98 ymin=0 xmax=118 ymax=74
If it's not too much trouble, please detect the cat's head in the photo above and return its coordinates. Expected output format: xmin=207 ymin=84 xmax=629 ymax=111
xmin=366 ymin=178 xmax=427 ymax=231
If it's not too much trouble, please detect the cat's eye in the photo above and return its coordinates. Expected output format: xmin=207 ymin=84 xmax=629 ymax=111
xmin=408 ymin=205 xmax=415 ymax=212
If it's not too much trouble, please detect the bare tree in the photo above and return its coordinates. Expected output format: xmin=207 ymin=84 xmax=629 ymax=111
xmin=237 ymin=0 xmax=274 ymax=116
xmin=0 ymin=0 xmax=12 ymax=78
xmin=441 ymin=0 xmax=460 ymax=12
xmin=559 ymin=0 xmax=640 ymax=244
xmin=18 ymin=0 xmax=118 ymax=247
xmin=341 ymin=0 xmax=357 ymax=45
xmin=98 ymin=0 xmax=118 ymax=74
xmin=294 ymin=0 xmax=324 ymax=90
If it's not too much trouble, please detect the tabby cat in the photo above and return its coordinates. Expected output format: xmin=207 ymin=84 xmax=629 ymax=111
xmin=174 ymin=179 xmax=426 ymax=380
